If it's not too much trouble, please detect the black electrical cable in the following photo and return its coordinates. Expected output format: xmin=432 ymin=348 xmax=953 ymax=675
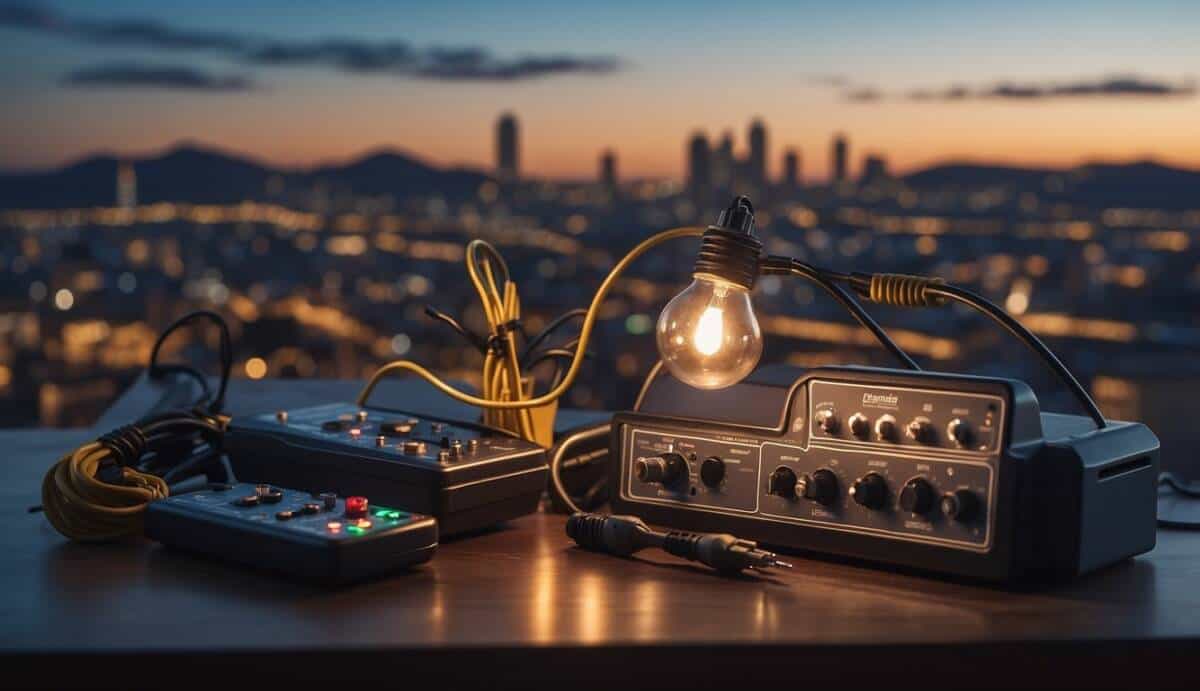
xmin=148 ymin=310 xmax=232 ymax=414
xmin=521 ymin=308 xmax=587 ymax=367
xmin=838 ymin=271 xmax=1106 ymax=429
xmin=923 ymin=283 xmax=1106 ymax=428
xmin=424 ymin=305 xmax=489 ymax=353
xmin=760 ymin=256 xmax=921 ymax=371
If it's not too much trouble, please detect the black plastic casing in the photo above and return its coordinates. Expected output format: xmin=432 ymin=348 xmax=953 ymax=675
xmin=610 ymin=365 xmax=1159 ymax=582
xmin=227 ymin=405 xmax=548 ymax=536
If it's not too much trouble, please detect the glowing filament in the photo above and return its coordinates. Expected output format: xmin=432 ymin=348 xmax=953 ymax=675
xmin=693 ymin=306 xmax=724 ymax=356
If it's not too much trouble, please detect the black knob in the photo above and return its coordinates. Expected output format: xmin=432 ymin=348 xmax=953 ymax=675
xmin=899 ymin=477 xmax=936 ymax=515
xmin=817 ymin=410 xmax=840 ymax=435
xmin=700 ymin=457 xmax=726 ymax=488
xmin=849 ymin=413 xmax=871 ymax=440
xmin=947 ymin=418 xmax=972 ymax=448
xmin=634 ymin=452 xmax=687 ymax=486
xmin=768 ymin=467 xmax=799 ymax=499
xmin=941 ymin=489 xmax=980 ymax=522
xmin=850 ymin=473 xmax=888 ymax=510
xmin=908 ymin=419 xmax=936 ymax=444
xmin=875 ymin=415 xmax=898 ymax=442
xmin=797 ymin=468 xmax=839 ymax=506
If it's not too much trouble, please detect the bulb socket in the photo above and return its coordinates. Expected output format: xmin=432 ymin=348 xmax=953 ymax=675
xmin=693 ymin=227 xmax=763 ymax=291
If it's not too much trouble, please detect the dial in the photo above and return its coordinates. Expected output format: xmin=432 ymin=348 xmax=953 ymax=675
xmin=907 ymin=418 xmax=936 ymax=444
xmin=700 ymin=457 xmax=726 ymax=488
xmin=875 ymin=414 xmax=898 ymax=442
xmin=797 ymin=468 xmax=839 ymax=506
xmin=947 ymin=418 xmax=972 ymax=448
xmin=768 ymin=466 xmax=799 ymax=499
xmin=848 ymin=413 xmax=871 ymax=440
xmin=941 ymin=489 xmax=981 ymax=522
xmin=816 ymin=409 xmax=840 ymax=435
xmin=849 ymin=472 xmax=889 ymax=510
xmin=634 ymin=452 xmax=687 ymax=486
xmin=899 ymin=477 xmax=936 ymax=515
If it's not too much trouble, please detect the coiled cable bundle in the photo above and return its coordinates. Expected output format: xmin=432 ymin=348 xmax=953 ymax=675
xmin=39 ymin=311 xmax=233 ymax=542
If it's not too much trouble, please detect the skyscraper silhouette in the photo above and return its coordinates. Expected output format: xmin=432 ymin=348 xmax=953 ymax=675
xmin=783 ymin=149 xmax=800 ymax=188
xmin=116 ymin=161 xmax=136 ymax=209
xmin=496 ymin=113 xmax=519 ymax=181
xmin=600 ymin=149 xmax=617 ymax=189
xmin=713 ymin=130 xmax=734 ymax=189
xmin=832 ymin=133 xmax=848 ymax=184
xmin=748 ymin=119 xmax=767 ymax=188
xmin=687 ymin=132 xmax=711 ymax=193
xmin=860 ymin=154 xmax=889 ymax=184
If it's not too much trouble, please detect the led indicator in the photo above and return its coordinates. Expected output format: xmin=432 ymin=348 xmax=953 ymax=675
xmin=356 ymin=519 xmax=372 ymax=529
xmin=326 ymin=521 xmax=343 ymax=532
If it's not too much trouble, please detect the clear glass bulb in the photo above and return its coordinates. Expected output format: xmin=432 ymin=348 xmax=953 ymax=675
xmin=656 ymin=274 xmax=762 ymax=389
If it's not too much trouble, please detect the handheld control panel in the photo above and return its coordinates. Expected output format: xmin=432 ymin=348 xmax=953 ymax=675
xmin=227 ymin=403 xmax=548 ymax=535
xmin=145 ymin=483 xmax=438 ymax=583
xmin=613 ymin=365 xmax=1160 ymax=581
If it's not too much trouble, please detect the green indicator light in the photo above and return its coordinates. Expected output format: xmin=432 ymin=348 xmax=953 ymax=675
xmin=347 ymin=526 xmax=365 ymax=535
xmin=387 ymin=511 xmax=401 ymax=519
xmin=374 ymin=510 xmax=389 ymax=517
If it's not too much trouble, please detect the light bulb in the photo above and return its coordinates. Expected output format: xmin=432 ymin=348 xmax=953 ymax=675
xmin=656 ymin=273 xmax=762 ymax=389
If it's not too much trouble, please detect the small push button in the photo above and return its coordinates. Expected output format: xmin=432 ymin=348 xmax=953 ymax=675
xmin=345 ymin=496 xmax=369 ymax=518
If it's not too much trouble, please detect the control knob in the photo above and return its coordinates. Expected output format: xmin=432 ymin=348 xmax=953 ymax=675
xmin=848 ymin=413 xmax=871 ymax=440
xmin=875 ymin=414 xmax=898 ymax=442
xmin=796 ymin=468 xmax=839 ymax=506
xmin=899 ymin=477 xmax=936 ymax=515
xmin=816 ymin=409 xmax=840 ymax=435
xmin=849 ymin=473 xmax=889 ymax=510
xmin=768 ymin=467 xmax=799 ymax=499
xmin=700 ymin=457 xmax=726 ymax=488
xmin=941 ymin=489 xmax=981 ymax=522
xmin=947 ymin=418 xmax=973 ymax=448
xmin=907 ymin=418 xmax=936 ymax=444
xmin=635 ymin=452 xmax=688 ymax=486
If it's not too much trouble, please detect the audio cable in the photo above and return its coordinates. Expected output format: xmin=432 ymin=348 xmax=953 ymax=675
xmin=566 ymin=512 xmax=792 ymax=574
xmin=39 ymin=311 xmax=234 ymax=542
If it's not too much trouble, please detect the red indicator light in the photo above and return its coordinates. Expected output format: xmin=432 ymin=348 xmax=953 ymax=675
xmin=345 ymin=496 xmax=369 ymax=518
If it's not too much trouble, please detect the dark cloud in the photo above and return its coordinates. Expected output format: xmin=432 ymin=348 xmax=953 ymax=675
xmin=853 ymin=76 xmax=1196 ymax=103
xmin=845 ymin=87 xmax=883 ymax=103
xmin=62 ymin=63 xmax=256 ymax=91
xmin=0 ymin=2 xmax=623 ymax=82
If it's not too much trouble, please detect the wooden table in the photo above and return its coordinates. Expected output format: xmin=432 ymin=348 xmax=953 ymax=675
xmin=3 ymin=378 xmax=1199 ymax=688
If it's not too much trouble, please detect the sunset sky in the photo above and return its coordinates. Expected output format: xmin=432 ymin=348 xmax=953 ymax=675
xmin=2 ymin=0 xmax=1198 ymax=180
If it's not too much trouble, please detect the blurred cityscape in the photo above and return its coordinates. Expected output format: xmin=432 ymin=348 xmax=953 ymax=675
xmin=2 ymin=113 xmax=1200 ymax=467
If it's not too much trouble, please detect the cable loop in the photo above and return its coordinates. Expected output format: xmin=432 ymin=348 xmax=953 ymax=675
xmin=868 ymin=273 xmax=946 ymax=307
xmin=96 ymin=424 xmax=148 ymax=467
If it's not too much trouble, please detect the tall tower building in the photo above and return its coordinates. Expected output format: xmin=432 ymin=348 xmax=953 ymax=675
xmin=860 ymin=154 xmax=889 ymax=184
xmin=713 ymin=130 xmax=735 ymax=189
xmin=748 ymin=119 xmax=767 ymax=187
xmin=496 ymin=113 xmax=519 ymax=181
xmin=687 ymin=132 xmax=712 ymax=194
xmin=783 ymin=149 xmax=800 ymax=188
xmin=600 ymin=149 xmax=617 ymax=189
xmin=832 ymin=133 xmax=849 ymax=184
xmin=117 ymin=161 xmax=137 ymax=209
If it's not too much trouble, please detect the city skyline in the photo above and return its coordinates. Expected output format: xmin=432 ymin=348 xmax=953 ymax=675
xmin=2 ymin=1 xmax=1199 ymax=178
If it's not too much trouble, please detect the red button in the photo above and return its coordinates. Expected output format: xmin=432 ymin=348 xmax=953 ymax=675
xmin=344 ymin=496 xmax=369 ymax=518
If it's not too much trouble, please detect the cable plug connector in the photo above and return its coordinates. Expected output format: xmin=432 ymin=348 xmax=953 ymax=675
xmin=566 ymin=513 xmax=792 ymax=574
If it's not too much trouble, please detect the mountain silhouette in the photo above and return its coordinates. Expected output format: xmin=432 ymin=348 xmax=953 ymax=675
xmin=0 ymin=143 xmax=491 ymax=209
xmin=2 ymin=144 xmax=1197 ymax=210
xmin=901 ymin=160 xmax=1200 ymax=210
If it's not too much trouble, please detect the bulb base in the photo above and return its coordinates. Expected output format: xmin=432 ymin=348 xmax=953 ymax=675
xmin=692 ymin=227 xmax=763 ymax=291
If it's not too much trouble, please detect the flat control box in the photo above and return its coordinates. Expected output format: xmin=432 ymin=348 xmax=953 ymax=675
xmin=612 ymin=365 xmax=1160 ymax=582
xmin=145 ymin=483 xmax=437 ymax=583
xmin=227 ymin=403 xmax=547 ymax=535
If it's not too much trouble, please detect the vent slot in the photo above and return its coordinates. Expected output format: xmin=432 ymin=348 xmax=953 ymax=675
xmin=1098 ymin=456 xmax=1151 ymax=481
